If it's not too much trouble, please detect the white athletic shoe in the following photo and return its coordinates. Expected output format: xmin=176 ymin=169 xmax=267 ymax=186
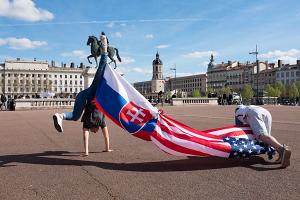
xmin=53 ymin=113 xmax=63 ymax=133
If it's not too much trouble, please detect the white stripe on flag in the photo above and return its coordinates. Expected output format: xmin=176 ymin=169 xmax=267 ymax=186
xmin=159 ymin=117 xmax=223 ymax=142
xmin=209 ymin=127 xmax=252 ymax=136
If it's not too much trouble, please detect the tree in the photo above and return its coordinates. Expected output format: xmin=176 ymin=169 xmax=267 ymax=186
xmin=288 ymin=83 xmax=299 ymax=98
xmin=241 ymin=84 xmax=254 ymax=104
xmin=265 ymin=84 xmax=276 ymax=97
xmin=191 ymin=89 xmax=201 ymax=97
xmin=274 ymin=81 xmax=284 ymax=97
xmin=205 ymin=87 xmax=214 ymax=97
xmin=295 ymin=81 xmax=300 ymax=94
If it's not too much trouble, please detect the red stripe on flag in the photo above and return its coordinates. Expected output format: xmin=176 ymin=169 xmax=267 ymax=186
xmin=159 ymin=120 xmax=232 ymax=153
xmin=151 ymin=130 xmax=210 ymax=156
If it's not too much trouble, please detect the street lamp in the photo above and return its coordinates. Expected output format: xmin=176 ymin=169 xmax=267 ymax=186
xmin=249 ymin=45 xmax=259 ymax=104
xmin=170 ymin=65 xmax=177 ymax=97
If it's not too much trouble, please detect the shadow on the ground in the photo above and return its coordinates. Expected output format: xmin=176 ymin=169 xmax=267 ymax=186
xmin=0 ymin=151 xmax=283 ymax=171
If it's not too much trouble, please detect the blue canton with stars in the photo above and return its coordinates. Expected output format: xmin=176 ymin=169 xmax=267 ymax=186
xmin=223 ymin=137 xmax=275 ymax=159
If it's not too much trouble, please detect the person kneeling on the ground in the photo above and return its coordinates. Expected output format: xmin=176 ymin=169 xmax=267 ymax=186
xmin=235 ymin=105 xmax=291 ymax=168
xmin=81 ymin=100 xmax=112 ymax=156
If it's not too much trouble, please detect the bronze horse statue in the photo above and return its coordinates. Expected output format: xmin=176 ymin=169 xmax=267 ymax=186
xmin=86 ymin=35 xmax=122 ymax=68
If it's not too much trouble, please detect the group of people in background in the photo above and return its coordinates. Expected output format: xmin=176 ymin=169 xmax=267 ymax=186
xmin=0 ymin=94 xmax=16 ymax=111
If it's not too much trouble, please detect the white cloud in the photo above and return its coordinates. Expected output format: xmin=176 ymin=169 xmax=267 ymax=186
xmin=0 ymin=0 xmax=54 ymax=22
xmin=145 ymin=34 xmax=154 ymax=39
xmin=121 ymin=67 xmax=152 ymax=74
xmin=61 ymin=50 xmax=88 ymax=60
xmin=259 ymin=49 xmax=300 ymax=64
xmin=184 ymin=51 xmax=218 ymax=59
xmin=112 ymin=32 xmax=122 ymax=38
xmin=118 ymin=56 xmax=135 ymax=65
xmin=0 ymin=37 xmax=47 ymax=50
xmin=156 ymin=44 xmax=169 ymax=49
xmin=106 ymin=22 xmax=115 ymax=28
xmin=120 ymin=23 xmax=127 ymax=27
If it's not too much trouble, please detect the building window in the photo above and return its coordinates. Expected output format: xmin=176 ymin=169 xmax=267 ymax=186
xmin=55 ymin=75 xmax=57 ymax=78
xmin=75 ymin=75 xmax=77 ymax=78
xmin=65 ymin=80 xmax=67 ymax=85
xmin=286 ymin=72 xmax=289 ymax=77
xmin=65 ymin=75 xmax=67 ymax=78
xmin=70 ymin=80 xmax=72 ymax=85
xmin=65 ymin=88 xmax=67 ymax=92
xmin=70 ymin=75 xmax=72 ymax=78
xmin=44 ymin=74 xmax=47 ymax=78
xmin=60 ymin=75 xmax=62 ymax=78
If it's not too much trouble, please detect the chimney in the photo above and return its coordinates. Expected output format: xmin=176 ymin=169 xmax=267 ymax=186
xmin=63 ymin=63 xmax=66 ymax=68
xmin=228 ymin=60 xmax=232 ymax=65
xmin=297 ymin=60 xmax=300 ymax=66
xmin=70 ymin=62 xmax=75 ymax=68
xmin=51 ymin=60 xmax=55 ymax=67
xmin=265 ymin=61 xmax=268 ymax=69
xmin=79 ymin=62 xmax=85 ymax=68
xmin=278 ymin=60 xmax=282 ymax=68
xmin=17 ymin=58 xmax=20 ymax=61
xmin=34 ymin=58 xmax=36 ymax=61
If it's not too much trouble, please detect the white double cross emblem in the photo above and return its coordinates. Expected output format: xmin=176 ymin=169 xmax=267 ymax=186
xmin=126 ymin=107 xmax=146 ymax=123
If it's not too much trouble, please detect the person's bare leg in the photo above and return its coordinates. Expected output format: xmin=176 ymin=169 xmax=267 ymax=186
xmin=83 ymin=128 xmax=90 ymax=156
xmin=102 ymin=127 xmax=112 ymax=152
xmin=259 ymin=135 xmax=283 ymax=152
xmin=259 ymin=135 xmax=291 ymax=167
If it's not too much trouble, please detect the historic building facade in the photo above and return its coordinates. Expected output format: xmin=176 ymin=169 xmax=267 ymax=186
xmin=206 ymin=54 xmax=272 ymax=95
xmin=276 ymin=60 xmax=300 ymax=85
xmin=134 ymin=52 xmax=207 ymax=98
xmin=0 ymin=59 xmax=85 ymax=98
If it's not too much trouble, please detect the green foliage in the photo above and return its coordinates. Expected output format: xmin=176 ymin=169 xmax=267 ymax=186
xmin=241 ymin=84 xmax=254 ymax=103
xmin=220 ymin=86 xmax=231 ymax=96
xmin=205 ymin=87 xmax=214 ymax=97
xmin=191 ymin=89 xmax=201 ymax=97
xmin=265 ymin=84 xmax=278 ymax=97
xmin=295 ymin=81 xmax=300 ymax=93
xmin=287 ymin=83 xmax=299 ymax=98
xmin=177 ymin=90 xmax=182 ymax=98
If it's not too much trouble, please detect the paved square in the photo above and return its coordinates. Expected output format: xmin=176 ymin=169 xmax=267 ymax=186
xmin=0 ymin=105 xmax=299 ymax=200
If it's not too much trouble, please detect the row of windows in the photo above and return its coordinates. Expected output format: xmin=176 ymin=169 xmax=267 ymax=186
xmin=276 ymin=71 xmax=300 ymax=78
xmin=5 ymin=87 xmax=83 ymax=93
xmin=1 ymin=73 xmax=82 ymax=79
xmin=4 ymin=80 xmax=83 ymax=85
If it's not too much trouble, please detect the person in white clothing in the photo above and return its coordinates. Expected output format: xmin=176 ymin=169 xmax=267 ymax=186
xmin=235 ymin=105 xmax=291 ymax=168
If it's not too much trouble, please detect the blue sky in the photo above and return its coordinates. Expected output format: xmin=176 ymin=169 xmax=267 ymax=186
xmin=1 ymin=0 xmax=300 ymax=83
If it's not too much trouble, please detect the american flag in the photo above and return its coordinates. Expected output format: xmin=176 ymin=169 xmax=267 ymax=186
xmin=95 ymin=64 xmax=274 ymax=158
xmin=149 ymin=113 xmax=273 ymax=158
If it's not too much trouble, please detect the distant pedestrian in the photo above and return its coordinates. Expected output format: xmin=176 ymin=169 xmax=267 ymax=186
xmin=81 ymin=100 xmax=112 ymax=156
xmin=235 ymin=105 xmax=291 ymax=168
xmin=1 ymin=94 xmax=7 ymax=110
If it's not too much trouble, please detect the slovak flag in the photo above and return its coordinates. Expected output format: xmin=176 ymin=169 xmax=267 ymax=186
xmin=95 ymin=65 xmax=274 ymax=158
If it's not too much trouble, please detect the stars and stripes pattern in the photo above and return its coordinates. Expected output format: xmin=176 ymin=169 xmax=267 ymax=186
xmin=95 ymin=64 xmax=272 ymax=158
xmin=150 ymin=113 xmax=271 ymax=158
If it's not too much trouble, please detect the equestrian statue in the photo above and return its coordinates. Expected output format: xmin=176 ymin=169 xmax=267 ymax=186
xmin=86 ymin=34 xmax=122 ymax=68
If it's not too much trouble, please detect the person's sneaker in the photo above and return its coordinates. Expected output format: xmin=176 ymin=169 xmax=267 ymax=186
xmin=281 ymin=145 xmax=291 ymax=168
xmin=53 ymin=113 xmax=63 ymax=133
